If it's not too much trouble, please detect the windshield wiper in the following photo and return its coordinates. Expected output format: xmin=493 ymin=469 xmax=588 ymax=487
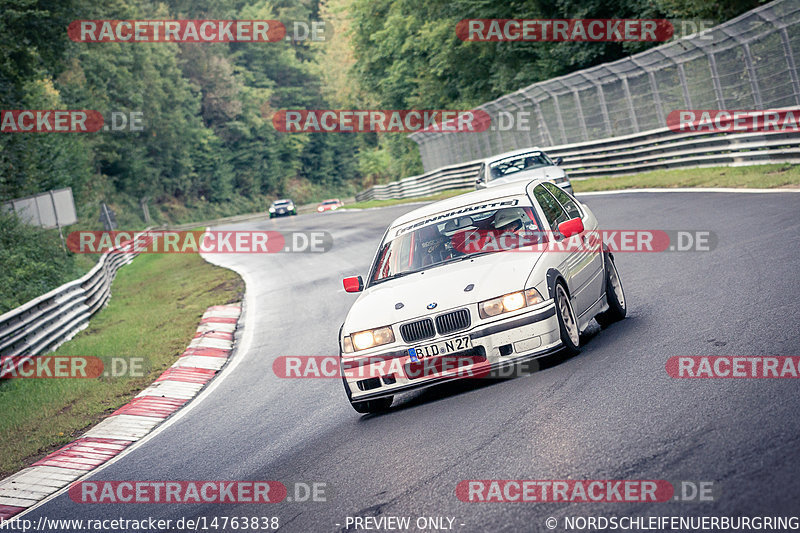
xmin=373 ymin=252 xmax=497 ymax=284
xmin=436 ymin=250 xmax=497 ymax=267
xmin=372 ymin=268 xmax=424 ymax=285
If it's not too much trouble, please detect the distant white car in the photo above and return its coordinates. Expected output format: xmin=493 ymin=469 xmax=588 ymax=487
xmin=339 ymin=179 xmax=625 ymax=413
xmin=475 ymin=148 xmax=573 ymax=195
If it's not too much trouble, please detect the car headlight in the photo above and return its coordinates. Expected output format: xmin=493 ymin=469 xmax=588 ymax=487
xmin=269 ymin=207 xmax=275 ymax=213
xmin=478 ymin=288 xmax=544 ymax=319
xmin=349 ymin=326 xmax=395 ymax=351
xmin=342 ymin=336 xmax=354 ymax=353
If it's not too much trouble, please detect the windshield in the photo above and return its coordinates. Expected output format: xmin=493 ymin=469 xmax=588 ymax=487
xmin=273 ymin=200 xmax=291 ymax=206
xmin=489 ymin=152 xmax=552 ymax=180
xmin=322 ymin=200 xmax=339 ymax=205
xmin=370 ymin=205 xmax=543 ymax=284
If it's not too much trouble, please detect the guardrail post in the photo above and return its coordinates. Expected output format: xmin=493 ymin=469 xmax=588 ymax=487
xmin=779 ymin=29 xmax=800 ymax=106
xmin=533 ymin=99 xmax=554 ymax=147
xmin=541 ymin=88 xmax=567 ymax=145
xmin=572 ymin=88 xmax=589 ymax=141
xmin=706 ymin=53 xmax=727 ymax=109
xmin=677 ymin=63 xmax=694 ymax=109
xmin=742 ymin=43 xmax=763 ymax=108
xmin=592 ymin=80 xmax=613 ymax=138
xmin=647 ymin=71 xmax=666 ymax=127
xmin=620 ymin=76 xmax=640 ymax=133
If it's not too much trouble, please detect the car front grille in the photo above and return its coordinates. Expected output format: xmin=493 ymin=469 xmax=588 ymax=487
xmin=400 ymin=318 xmax=436 ymax=343
xmin=435 ymin=308 xmax=471 ymax=336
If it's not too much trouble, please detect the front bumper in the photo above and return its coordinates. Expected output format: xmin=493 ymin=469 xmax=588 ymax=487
xmin=342 ymin=302 xmax=561 ymax=401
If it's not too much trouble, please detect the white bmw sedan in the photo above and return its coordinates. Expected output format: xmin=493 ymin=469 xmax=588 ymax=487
xmin=339 ymin=179 xmax=625 ymax=413
xmin=475 ymin=147 xmax=573 ymax=195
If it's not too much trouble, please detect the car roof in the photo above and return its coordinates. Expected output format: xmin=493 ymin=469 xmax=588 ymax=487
xmin=483 ymin=147 xmax=544 ymax=163
xmin=273 ymin=199 xmax=292 ymax=203
xmin=389 ymin=179 xmax=543 ymax=229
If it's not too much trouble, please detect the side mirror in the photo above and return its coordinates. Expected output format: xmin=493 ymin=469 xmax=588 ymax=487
xmin=557 ymin=217 xmax=584 ymax=238
xmin=343 ymin=276 xmax=364 ymax=293
xmin=553 ymin=156 xmax=563 ymax=166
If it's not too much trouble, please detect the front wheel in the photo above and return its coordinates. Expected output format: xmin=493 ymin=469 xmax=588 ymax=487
xmin=555 ymin=282 xmax=580 ymax=356
xmin=596 ymin=254 xmax=627 ymax=328
xmin=350 ymin=396 xmax=393 ymax=414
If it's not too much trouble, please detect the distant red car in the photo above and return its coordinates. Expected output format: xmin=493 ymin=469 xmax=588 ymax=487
xmin=317 ymin=199 xmax=344 ymax=212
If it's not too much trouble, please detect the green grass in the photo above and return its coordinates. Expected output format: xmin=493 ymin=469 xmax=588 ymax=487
xmin=343 ymin=188 xmax=472 ymax=209
xmin=572 ymin=164 xmax=800 ymax=192
xmin=0 ymin=252 xmax=243 ymax=477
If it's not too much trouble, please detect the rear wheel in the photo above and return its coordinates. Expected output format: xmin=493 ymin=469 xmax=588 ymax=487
xmin=596 ymin=255 xmax=626 ymax=328
xmin=555 ymin=282 xmax=580 ymax=356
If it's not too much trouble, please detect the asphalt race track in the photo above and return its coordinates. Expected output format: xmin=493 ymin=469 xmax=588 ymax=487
xmin=21 ymin=191 xmax=800 ymax=532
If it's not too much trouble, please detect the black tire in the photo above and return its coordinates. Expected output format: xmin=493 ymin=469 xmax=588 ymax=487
xmin=350 ymin=396 xmax=393 ymax=414
xmin=554 ymin=281 xmax=580 ymax=356
xmin=596 ymin=254 xmax=627 ymax=328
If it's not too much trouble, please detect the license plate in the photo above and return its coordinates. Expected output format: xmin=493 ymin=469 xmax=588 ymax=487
xmin=408 ymin=336 xmax=472 ymax=362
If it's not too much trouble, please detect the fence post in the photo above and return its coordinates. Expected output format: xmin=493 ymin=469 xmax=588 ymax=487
xmin=572 ymin=88 xmax=589 ymax=141
xmin=677 ymin=62 xmax=694 ymax=109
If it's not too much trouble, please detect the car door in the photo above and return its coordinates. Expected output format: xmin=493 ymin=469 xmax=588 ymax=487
xmin=542 ymin=182 xmax=605 ymax=316
xmin=530 ymin=184 xmax=580 ymax=304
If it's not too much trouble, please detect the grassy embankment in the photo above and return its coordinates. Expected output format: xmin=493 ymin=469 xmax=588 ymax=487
xmin=0 ymin=251 xmax=243 ymax=478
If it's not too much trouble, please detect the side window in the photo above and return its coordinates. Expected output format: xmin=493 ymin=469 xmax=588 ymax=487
xmin=543 ymin=182 xmax=582 ymax=219
xmin=533 ymin=184 xmax=569 ymax=231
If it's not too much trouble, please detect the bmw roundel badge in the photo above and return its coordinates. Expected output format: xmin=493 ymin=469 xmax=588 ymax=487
xmin=427 ymin=302 xmax=438 ymax=310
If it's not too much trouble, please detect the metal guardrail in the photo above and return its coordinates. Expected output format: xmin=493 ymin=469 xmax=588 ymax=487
xmin=0 ymin=241 xmax=140 ymax=359
xmin=355 ymin=123 xmax=800 ymax=201
xmin=547 ymin=123 xmax=800 ymax=178
xmin=355 ymin=161 xmax=483 ymax=202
